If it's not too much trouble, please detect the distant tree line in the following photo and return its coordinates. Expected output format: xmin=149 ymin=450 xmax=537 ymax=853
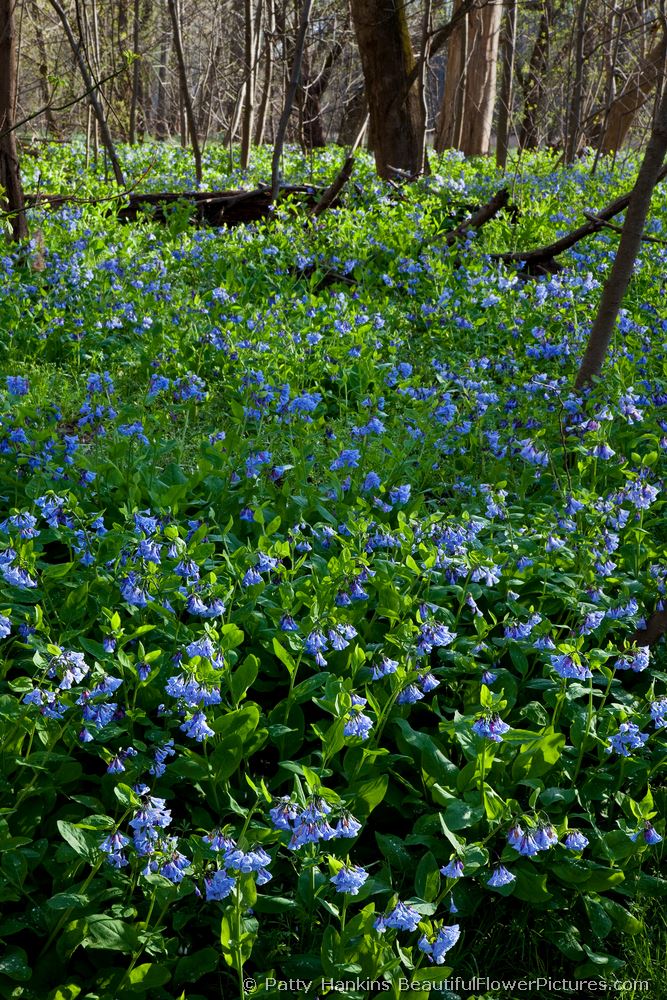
xmin=2 ymin=0 xmax=665 ymax=182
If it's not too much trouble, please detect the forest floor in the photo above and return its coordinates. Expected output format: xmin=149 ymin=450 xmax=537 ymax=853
xmin=0 ymin=143 xmax=665 ymax=1000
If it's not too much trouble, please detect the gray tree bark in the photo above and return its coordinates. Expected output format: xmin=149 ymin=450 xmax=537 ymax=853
xmin=575 ymin=87 xmax=667 ymax=388
xmin=436 ymin=0 xmax=502 ymax=156
xmin=167 ymin=0 xmax=202 ymax=182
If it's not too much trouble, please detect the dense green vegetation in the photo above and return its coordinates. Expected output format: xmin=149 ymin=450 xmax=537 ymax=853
xmin=0 ymin=144 xmax=665 ymax=1000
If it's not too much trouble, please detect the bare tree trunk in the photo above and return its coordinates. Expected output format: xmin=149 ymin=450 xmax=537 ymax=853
xmin=337 ymin=83 xmax=367 ymax=145
xmin=271 ymin=0 xmax=312 ymax=197
xmin=0 ymin=0 xmax=28 ymax=241
xmin=48 ymin=0 xmax=125 ymax=185
xmin=198 ymin=39 xmax=220 ymax=139
xmin=129 ymin=0 xmax=143 ymax=143
xmin=564 ymin=0 xmax=587 ymax=161
xmin=496 ymin=0 xmax=516 ymax=168
xmin=254 ymin=0 xmax=274 ymax=144
xmin=591 ymin=4 xmax=622 ymax=171
xmin=575 ymin=86 xmax=667 ymax=387
xmin=350 ymin=0 xmax=425 ymax=178
xmin=300 ymin=34 xmax=345 ymax=150
xmin=435 ymin=0 xmax=466 ymax=151
xmin=156 ymin=4 xmax=171 ymax=139
xmin=417 ymin=0 xmax=433 ymax=168
xmin=518 ymin=0 xmax=551 ymax=149
xmin=241 ymin=0 xmax=259 ymax=168
xmin=436 ymin=0 xmax=502 ymax=156
xmin=167 ymin=0 xmax=202 ymax=182
xmin=600 ymin=27 xmax=666 ymax=153
xmin=28 ymin=0 xmax=60 ymax=136
xmin=460 ymin=1 xmax=502 ymax=154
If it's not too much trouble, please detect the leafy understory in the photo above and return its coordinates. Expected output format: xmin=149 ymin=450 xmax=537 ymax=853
xmin=0 ymin=143 xmax=665 ymax=1000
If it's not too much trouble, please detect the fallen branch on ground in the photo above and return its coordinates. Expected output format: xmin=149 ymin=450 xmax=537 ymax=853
xmin=25 ymin=185 xmax=322 ymax=227
xmin=442 ymin=187 xmax=510 ymax=247
xmin=582 ymin=212 xmax=667 ymax=245
xmin=491 ymin=163 xmax=667 ymax=274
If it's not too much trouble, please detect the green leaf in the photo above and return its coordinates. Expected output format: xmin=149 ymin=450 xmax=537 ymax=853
xmin=174 ymin=947 xmax=219 ymax=984
xmin=350 ymin=774 xmax=388 ymax=817
xmin=444 ymin=800 xmax=484 ymax=831
xmin=114 ymin=783 xmax=141 ymax=809
xmin=231 ymin=654 xmax=259 ymax=703
xmin=0 ymin=945 xmax=31 ymax=981
xmin=414 ymin=852 xmax=440 ymax=902
xmin=81 ymin=916 xmax=139 ymax=953
xmin=599 ymin=898 xmax=642 ymax=935
xmin=512 ymin=865 xmax=552 ymax=902
xmin=56 ymin=821 xmax=94 ymax=861
xmin=47 ymin=893 xmax=90 ymax=911
xmin=47 ymin=986 xmax=81 ymax=1000
xmin=127 ymin=963 xmax=171 ymax=992
xmin=376 ymin=832 xmax=411 ymax=869
xmin=272 ymin=637 xmax=297 ymax=675
xmin=219 ymin=623 xmax=245 ymax=650
xmin=411 ymin=966 xmax=453 ymax=986
xmin=512 ymin=729 xmax=566 ymax=781
xmin=584 ymin=895 xmax=613 ymax=939
xmin=320 ymin=925 xmax=340 ymax=977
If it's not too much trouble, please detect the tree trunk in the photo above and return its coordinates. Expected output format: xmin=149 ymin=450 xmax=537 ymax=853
xmin=28 ymin=0 xmax=60 ymax=137
xmin=0 ymin=0 xmax=28 ymax=241
xmin=600 ymin=28 xmax=666 ymax=153
xmin=435 ymin=0 xmax=502 ymax=156
xmin=575 ymin=87 xmax=667 ymax=388
xmin=350 ymin=0 xmax=425 ymax=178
xmin=564 ymin=0 xmax=588 ymax=162
xmin=337 ymin=84 xmax=367 ymax=145
xmin=48 ymin=0 xmax=126 ymax=186
xmin=496 ymin=0 xmax=517 ymax=168
xmin=518 ymin=0 xmax=551 ymax=150
xmin=254 ymin=0 xmax=274 ymax=145
xmin=271 ymin=0 xmax=312 ymax=197
xmin=155 ymin=4 xmax=171 ymax=139
xmin=129 ymin=0 xmax=146 ymax=143
xmin=299 ymin=35 xmax=344 ymax=150
xmin=241 ymin=0 xmax=259 ymax=168
xmin=167 ymin=0 xmax=202 ymax=183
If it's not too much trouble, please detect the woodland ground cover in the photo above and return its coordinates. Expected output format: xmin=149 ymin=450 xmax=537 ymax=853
xmin=0 ymin=144 xmax=665 ymax=1000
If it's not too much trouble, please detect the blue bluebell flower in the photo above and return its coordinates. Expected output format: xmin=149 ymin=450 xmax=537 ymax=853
xmin=330 ymin=864 xmax=368 ymax=895
xmin=440 ymin=859 xmax=464 ymax=879
xmin=180 ymin=711 xmax=215 ymax=741
xmin=472 ymin=714 xmax=510 ymax=742
xmin=563 ymin=831 xmax=589 ymax=851
xmin=606 ymin=722 xmax=648 ymax=756
xmin=649 ymin=697 xmax=667 ymax=728
xmin=205 ymin=869 xmax=236 ymax=901
xmin=613 ymin=647 xmax=649 ymax=673
xmin=630 ymin=822 xmax=662 ymax=845
xmin=488 ymin=865 xmax=516 ymax=887
xmin=376 ymin=900 xmax=421 ymax=933
xmin=6 ymin=375 xmax=29 ymax=396
xmin=549 ymin=653 xmax=592 ymax=680
xmin=418 ymin=925 xmax=460 ymax=963
xmin=343 ymin=696 xmax=373 ymax=740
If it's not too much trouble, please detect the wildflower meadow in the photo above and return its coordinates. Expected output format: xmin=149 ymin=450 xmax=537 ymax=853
xmin=0 ymin=144 xmax=665 ymax=1000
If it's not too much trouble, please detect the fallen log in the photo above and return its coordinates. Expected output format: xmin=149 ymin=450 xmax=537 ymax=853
xmin=25 ymin=184 xmax=323 ymax=227
xmin=443 ymin=186 xmax=510 ymax=246
xmin=492 ymin=163 xmax=667 ymax=275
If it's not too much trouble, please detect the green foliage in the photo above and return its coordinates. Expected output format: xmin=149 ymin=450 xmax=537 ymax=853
xmin=0 ymin=142 xmax=664 ymax=998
